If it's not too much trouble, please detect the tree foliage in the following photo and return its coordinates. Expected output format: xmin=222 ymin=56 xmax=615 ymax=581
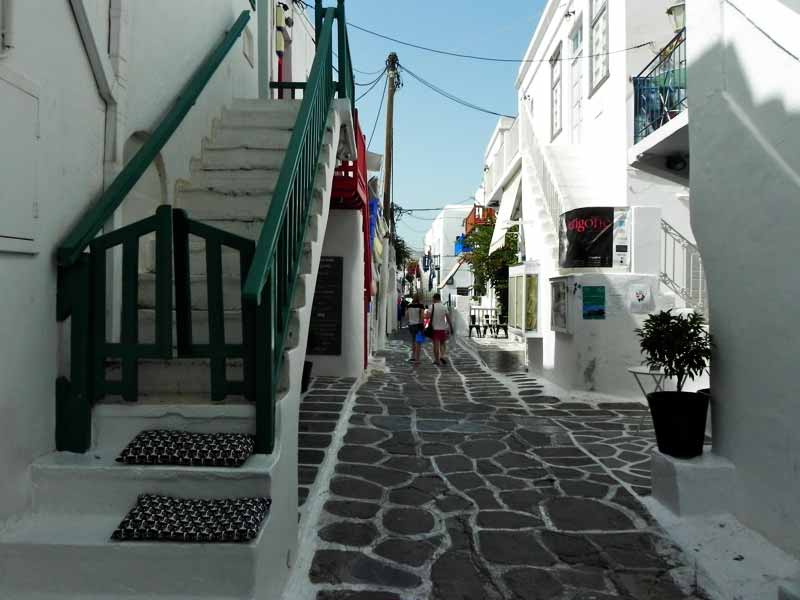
xmin=393 ymin=234 xmax=412 ymax=270
xmin=635 ymin=310 xmax=713 ymax=392
xmin=462 ymin=216 xmax=518 ymax=315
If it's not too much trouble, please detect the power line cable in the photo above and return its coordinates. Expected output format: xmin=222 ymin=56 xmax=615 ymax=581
xmin=332 ymin=50 xmax=387 ymax=77
xmin=722 ymin=0 xmax=799 ymax=63
xmin=367 ymin=74 xmax=389 ymax=149
xmin=355 ymin=68 xmax=387 ymax=87
xmin=302 ymin=1 xmax=650 ymax=65
xmin=400 ymin=63 xmax=515 ymax=118
xmin=348 ymin=21 xmax=651 ymax=64
xmin=356 ymin=70 xmax=386 ymax=103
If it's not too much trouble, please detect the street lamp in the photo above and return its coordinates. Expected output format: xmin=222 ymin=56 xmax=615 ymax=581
xmin=666 ymin=2 xmax=686 ymax=33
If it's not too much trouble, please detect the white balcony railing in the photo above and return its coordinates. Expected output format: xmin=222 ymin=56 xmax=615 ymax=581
xmin=484 ymin=118 xmax=523 ymax=198
xmin=505 ymin=118 xmax=520 ymax=169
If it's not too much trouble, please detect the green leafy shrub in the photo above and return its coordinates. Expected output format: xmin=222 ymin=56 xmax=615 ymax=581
xmin=635 ymin=310 xmax=713 ymax=392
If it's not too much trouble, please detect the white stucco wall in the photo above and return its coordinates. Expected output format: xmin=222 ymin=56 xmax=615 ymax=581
xmin=687 ymin=0 xmax=800 ymax=557
xmin=0 ymin=0 xmax=106 ymax=524
xmin=125 ymin=0 xmax=259 ymax=206
xmin=546 ymin=272 xmax=669 ymax=397
xmin=0 ymin=0 xmax=262 ymax=526
xmin=422 ymin=205 xmax=471 ymax=300
xmin=308 ymin=210 xmax=366 ymax=380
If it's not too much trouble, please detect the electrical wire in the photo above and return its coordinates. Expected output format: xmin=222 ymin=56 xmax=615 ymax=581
xmin=332 ymin=50 xmax=387 ymax=77
xmin=355 ymin=70 xmax=386 ymax=102
xmin=349 ymin=21 xmax=652 ymax=65
xmin=400 ymin=63 xmax=516 ymax=118
xmin=367 ymin=75 xmax=389 ymax=149
xmin=355 ymin=69 xmax=387 ymax=87
xmin=301 ymin=1 xmax=651 ymax=65
xmin=722 ymin=0 xmax=799 ymax=63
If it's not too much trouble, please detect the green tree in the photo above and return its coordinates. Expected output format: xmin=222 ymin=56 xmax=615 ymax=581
xmin=393 ymin=235 xmax=412 ymax=270
xmin=463 ymin=216 xmax=518 ymax=315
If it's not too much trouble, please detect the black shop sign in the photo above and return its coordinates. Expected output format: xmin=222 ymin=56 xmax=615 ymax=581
xmin=308 ymin=256 xmax=343 ymax=355
xmin=559 ymin=207 xmax=614 ymax=268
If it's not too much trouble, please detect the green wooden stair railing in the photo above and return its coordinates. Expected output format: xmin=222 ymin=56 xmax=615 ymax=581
xmin=243 ymin=3 xmax=353 ymax=454
xmin=56 ymin=11 xmax=253 ymax=453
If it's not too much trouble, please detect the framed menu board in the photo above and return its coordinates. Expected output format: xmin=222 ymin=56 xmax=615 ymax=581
xmin=307 ymin=257 xmax=344 ymax=355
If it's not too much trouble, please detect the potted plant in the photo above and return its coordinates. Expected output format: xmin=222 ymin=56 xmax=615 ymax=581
xmin=635 ymin=310 xmax=713 ymax=458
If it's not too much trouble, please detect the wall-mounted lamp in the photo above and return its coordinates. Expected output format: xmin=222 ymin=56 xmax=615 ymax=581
xmin=666 ymin=2 xmax=686 ymax=33
xmin=564 ymin=10 xmax=576 ymax=19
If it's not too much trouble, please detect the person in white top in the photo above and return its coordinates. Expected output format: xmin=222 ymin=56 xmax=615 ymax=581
xmin=429 ymin=293 xmax=452 ymax=366
xmin=406 ymin=293 xmax=425 ymax=365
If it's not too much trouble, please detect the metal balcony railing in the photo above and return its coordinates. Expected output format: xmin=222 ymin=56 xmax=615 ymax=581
xmin=633 ymin=28 xmax=687 ymax=144
xmin=661 ymin=219 xmax=707 ymax=311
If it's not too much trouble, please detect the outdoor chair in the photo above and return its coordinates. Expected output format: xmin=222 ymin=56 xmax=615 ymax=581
xmin=482 ymin=316 xmax=494 ymax=338
xmin=495 ymin=317 xmax=509 ymax=339
xmin=468 ymin=314 xmax=483 ymax=338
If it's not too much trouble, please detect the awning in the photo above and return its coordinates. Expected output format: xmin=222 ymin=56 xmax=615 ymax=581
xmin=489 ymin=172 xmax=522 ymax=255
xmin=438 ymin=259 xmax=465 ymax=290
xmin=367 ymin=151 xmax=384 ymax=172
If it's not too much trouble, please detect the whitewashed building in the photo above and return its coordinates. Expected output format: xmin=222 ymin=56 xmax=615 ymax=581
xmin=644 ymin=2 xmax=800 ymax=597
xmin=485 ymin=0 xmax=700 ymax=396
xmin=0 ymin=1 xmax=373 ymax=598
xmin=421 ymin=204 xmax=472 ymax=301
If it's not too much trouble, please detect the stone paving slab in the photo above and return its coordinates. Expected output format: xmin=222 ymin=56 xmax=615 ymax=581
xmin=298 ymin=338 xmax=710 ymax=600
xmin=298 ymin=376 xmax=359 ymax=507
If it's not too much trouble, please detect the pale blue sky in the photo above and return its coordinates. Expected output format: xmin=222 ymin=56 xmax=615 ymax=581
xmin=317 ymin=0 xmax=547 ymax=250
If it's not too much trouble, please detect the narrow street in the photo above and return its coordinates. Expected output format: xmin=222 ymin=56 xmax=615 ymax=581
xmin=301 ymin=337 xmax=708 ymax=600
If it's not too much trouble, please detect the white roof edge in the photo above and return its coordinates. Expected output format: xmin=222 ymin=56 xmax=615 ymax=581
xmin=515 ymin=0 xmax=562 ymax=89
xmin=483 ymin=116 xmax=517 ymax=162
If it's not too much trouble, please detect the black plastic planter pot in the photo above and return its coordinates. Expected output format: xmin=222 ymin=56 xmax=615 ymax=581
xmin=302 ymin=361 xmax=313 ymax=394
xmin=646 ymin=391 xmax=710 ymax=459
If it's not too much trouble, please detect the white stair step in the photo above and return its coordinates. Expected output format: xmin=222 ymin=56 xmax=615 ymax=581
xmin=93 ymin=402 xmax=255 ymax=451
xmin=183 ymin=169 xmax=280 ymax=195
xmin=150 ymin=272 xmax=305 ymax=311
xmin=141 ymin=233 xmax=256 ymax=275
xmin=31 ymin=452 xmax=273 ymax=517
xmin=193 ymin=148 xmax=285 ymax=171
xmin=230 ymin=98 xmax=302 ymax=114
xmin=221 ymin=104 xmax=301 ymax=130
xmin=207 ymin=126 xmax=293 ymax=150
xmin=193 ymin=217 xmax=266 ymax=243
xmin=139 ymin=273 xmax=244 ymax=310
xmin=138 ymin=308 xmax=245 ymax=345
xmin=0 ymin=513 xmax=266 ymax=599
xmin=175 ymin=189 xmax=273 ymax=221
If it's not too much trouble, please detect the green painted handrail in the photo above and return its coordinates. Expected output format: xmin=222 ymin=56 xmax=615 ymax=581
xmin=57 ymin=10 xmax=252 ymax=267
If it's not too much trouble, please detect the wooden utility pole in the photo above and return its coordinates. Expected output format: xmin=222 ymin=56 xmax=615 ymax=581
xmin=382 ymin=52 xmax=399 ymax=235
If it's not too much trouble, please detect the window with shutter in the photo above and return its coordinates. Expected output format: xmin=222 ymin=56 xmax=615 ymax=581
xmin=591 ymin=0 xmax=609 ymax=92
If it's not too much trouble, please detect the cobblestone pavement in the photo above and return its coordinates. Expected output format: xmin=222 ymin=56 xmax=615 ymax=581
xmin=298 ymin=376 xmax=359 ymax=507
xmin=304 ymin=338 xmax=707 ymax=600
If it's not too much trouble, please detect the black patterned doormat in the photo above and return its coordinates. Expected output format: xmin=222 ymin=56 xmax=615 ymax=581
xmin=111 ymin=494 xmax=271 ymax=543
xmin=116 ymin=430 xmax=255 ymax=467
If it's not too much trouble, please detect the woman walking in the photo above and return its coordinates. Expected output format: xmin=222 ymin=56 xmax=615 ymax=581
xmin=430 ymin=293 xmax=451 ymax=366
xmin=406 ymin=293 xmax=425 ymax=365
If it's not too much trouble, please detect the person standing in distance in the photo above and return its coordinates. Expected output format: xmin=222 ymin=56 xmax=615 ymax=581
xmin=406 ymin=293 xmax=425 ymax=365
xmin=430 ymin=293 xmax=451 ymax=366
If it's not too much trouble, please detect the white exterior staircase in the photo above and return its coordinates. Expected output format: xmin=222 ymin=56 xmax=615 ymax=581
xmin=0 ymin=98 xmax=349 ymax=600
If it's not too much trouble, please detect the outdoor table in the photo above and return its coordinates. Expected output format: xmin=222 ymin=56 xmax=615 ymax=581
xmin=627 ymin=365 xmax=667 ymax=433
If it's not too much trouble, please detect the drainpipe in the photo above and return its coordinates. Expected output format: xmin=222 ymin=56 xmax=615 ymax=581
xmin=1 ymin=0 xmax=14 ymax=54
